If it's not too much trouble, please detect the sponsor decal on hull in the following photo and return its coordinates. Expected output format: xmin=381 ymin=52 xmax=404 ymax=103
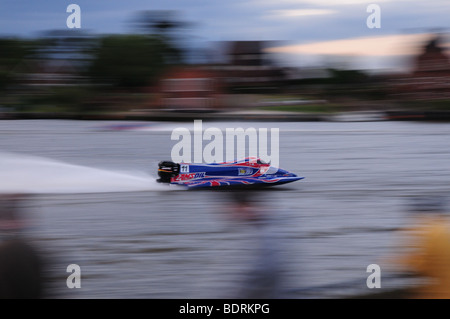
xmin=172 ymin=172 xmax=206 ymax=182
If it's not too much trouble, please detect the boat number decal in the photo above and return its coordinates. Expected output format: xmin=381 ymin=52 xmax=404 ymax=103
xmin=180 ymin=164 xmax=189 ymax=173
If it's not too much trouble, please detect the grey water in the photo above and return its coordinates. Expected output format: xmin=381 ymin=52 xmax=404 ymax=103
xmin=1 ymin=119 xmax=449 ymax=298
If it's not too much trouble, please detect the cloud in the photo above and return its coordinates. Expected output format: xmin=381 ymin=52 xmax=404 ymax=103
xmin=269 ymin=9 xmax=337 ymax=18
xmin=251 ymin=0 xmax=418 ymax=7
xmin=266 ymin=33 xmax=438 ymax=57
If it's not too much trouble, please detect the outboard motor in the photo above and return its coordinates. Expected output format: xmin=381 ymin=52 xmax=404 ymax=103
xmin=157 ymin=161 xmax=180 ymax=183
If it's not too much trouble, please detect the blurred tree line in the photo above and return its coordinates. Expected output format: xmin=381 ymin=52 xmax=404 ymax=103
xmin=286 ymin=68 xmax=389 ymax=102
xmin=0 ymin=38 xmax=36 ymax=92
xmin=0 ymin=11 xmax=187 ymax=114
xmin=89 ymin=10 xmax=186 ymax=88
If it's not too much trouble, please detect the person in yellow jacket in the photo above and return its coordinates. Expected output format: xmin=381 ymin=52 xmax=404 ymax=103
xmin=393 ymin=197 xmax=450 ymax=299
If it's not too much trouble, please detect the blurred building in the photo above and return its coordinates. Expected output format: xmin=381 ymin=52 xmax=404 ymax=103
xmin=152 ymin=66 xmax=224 ymax=110
xmin=150 ymin=40 xmax=287 ymax=110
xmin=221 ymin=41 xmax=286 ymax=92
xmin=16 ymin=30 xmax=91 ymax=89
xmin=214 ymin=41 xmax=287 ymax=94
xmin=18 ymin=59 xmax=83 ymax=88
xmin=390 ymin=34 xmax=450 ymax=100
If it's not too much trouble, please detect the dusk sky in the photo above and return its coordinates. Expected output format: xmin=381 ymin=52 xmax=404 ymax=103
xmin=1 ymin=0 xmax=449 ymax=71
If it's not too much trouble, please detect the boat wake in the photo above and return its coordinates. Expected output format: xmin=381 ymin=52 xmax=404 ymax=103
xmin=0 ymin=152 xmax=174 ymax=194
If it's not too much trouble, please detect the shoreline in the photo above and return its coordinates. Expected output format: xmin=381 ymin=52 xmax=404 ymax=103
xmin=2 ymin=109 xmax=450 ymax=122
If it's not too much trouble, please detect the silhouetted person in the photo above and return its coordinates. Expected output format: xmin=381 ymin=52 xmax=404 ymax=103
xmin=0 ymin=240 xmax=43 ymax=298
xmin=392 ymin=196 xmax=450 ymax=298
xmin=0 ymin=194 xmax=44 ymax=299
xmin=226 ymin=191 xmax=284 ymax=299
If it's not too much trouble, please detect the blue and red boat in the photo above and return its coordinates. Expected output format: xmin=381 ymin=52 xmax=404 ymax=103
xmin=157 ymin=157 xmax=303 ymax=189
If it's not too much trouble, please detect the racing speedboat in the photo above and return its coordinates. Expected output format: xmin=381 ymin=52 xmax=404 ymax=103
xmin=157 ymin=157 xmax=303 ymax=189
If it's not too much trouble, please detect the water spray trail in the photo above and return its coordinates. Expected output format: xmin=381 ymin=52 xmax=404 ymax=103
xmin=0 ymin=152 xmax=175 ymax=194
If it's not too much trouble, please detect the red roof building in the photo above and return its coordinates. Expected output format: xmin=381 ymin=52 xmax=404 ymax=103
xmin=152 ymin=66 xmax=224 ymax=110
xmin=391 ymin=35 xmax=450 ymax=100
